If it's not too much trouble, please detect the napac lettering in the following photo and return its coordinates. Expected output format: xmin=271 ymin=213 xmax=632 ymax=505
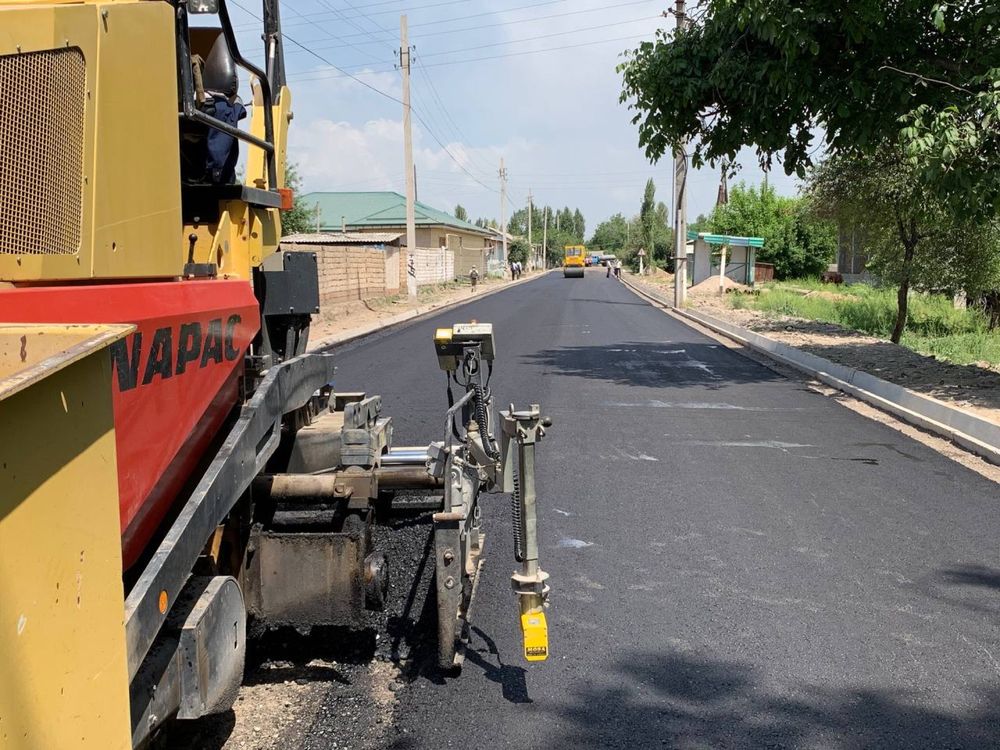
xmin=111 ymin=314 xmax=242 ymax=391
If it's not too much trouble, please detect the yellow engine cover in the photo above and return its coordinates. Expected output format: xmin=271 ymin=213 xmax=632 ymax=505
xmin=0 ymin=2 xmax=183 ymax=282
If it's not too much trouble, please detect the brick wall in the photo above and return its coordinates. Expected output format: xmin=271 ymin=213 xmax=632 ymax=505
xmin=285 ymin=242 xmax=388 ymax=306
xmin=285 ymin=242 xmax=457 ymax=307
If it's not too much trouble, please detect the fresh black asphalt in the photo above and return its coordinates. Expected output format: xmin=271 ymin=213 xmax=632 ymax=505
xmin=328 ymin=269 xmax=1000 ymax=749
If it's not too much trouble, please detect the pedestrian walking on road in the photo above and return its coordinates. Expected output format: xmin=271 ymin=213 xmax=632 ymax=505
xmin=614 ymin=258 xmax=622 ymax=279
xmin=606 ymin=260 xmax=612 ymax=278
xmin=469 ymin=266 xmax=479 ymax=292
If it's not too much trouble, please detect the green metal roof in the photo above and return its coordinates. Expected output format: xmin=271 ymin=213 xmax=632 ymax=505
xmin=686 ymin=230 xmax=765 ymax=248
xmin=302 ymin=191 xmax=491 ymax=236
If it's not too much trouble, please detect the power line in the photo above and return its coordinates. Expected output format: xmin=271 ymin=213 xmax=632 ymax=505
xmin=270 ymin=0 xmax=567 ymax=35
xmin=415 ymin=14 xmax=660 ymax=59
xmin=278 ymin=1 xmax=388 ymax=64
xmin=286 ymin=31 xmax=653 ymax=81
xmin=324 ymin=0 xmax=397 ymax=49
xmin=235 ymin=0 xmax=475 ymax=32
xmin=274 ymin=5 xmax=489 ymax=187
xmin=296 ymin=0 xmax=659 ymax=45
xmin=412 ymin=58 xmax=497 ymax=177
xmin=291 ymin=11 xmax=660 ymax=58
xmin=229 ymin=0 xmax=497 ymax=193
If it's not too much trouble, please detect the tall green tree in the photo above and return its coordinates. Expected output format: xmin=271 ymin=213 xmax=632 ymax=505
xmin=454 ymin=204 xmax=468 ymax=222
xmin=689 ymin=213 xmax=710 ymax=233
xmin=619 ymin=1 xmax=1000 ymax=219
xmin=573 ymin=209 xmax=586 ymax=240
xmin=558 ymin=207 xmax=574 ymax=237
xmin=640 ymin=178 xmax=657 ymax=261
xmin=806 ymin=144 xmax=998 ymax=342
xmin=590 ymin=213 xmax=630 ymax=253
xmin=508 ymin=237 xmax=530 ymax=265
xmin=280 ymin=162 xmax=316 ymax=236
xmin=708 ymin=183 xmax=835 ymax=280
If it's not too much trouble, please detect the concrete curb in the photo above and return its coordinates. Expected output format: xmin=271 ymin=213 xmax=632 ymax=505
xmin=622 ymin=275 xmax=1000 ymax=466
xmin=310 ymin=270 xmax=553 ymax=352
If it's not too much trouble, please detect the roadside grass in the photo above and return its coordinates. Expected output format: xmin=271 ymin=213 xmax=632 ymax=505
xmin=901 ymin=331 xmax=1000 ymax=366
xmin=735 ymin=280 xmax=1000 ymax=366
xmin=762 ymin=277 xmax=865 ymax=296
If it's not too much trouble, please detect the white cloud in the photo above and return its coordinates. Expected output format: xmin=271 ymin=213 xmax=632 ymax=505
xmin=288 ymin=114 xmax=539 ymax=221
xmin=277 ymin=0 xmax=803 ymax=233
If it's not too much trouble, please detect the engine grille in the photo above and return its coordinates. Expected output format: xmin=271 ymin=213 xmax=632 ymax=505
xmin=0 ymin=48 xmax=86 ymax=256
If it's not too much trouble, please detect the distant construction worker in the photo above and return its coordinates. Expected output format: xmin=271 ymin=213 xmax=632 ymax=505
xmin=469 ymin=265 xmax=479 ymax=292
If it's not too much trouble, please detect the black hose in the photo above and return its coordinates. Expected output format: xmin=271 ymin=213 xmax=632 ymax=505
xmin=511 ymin=453 xmax=525 ymax=563
xmin=473 ymin=381 xmax=499 ymax=460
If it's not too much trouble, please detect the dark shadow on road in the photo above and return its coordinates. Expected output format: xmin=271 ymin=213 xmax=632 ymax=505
xmin=241 ymin=626 xmax=373 ymax=684
xmin=524 ymin=342 xmax=783 ymax=389
xmin=549 ymin=650 xmax=1000 ymax=749
xmin=570 ymin=297 xmax=655 ymax=307
xmin=463 ymin=626 xmax=532 ymax=704
xmin=939 ymin=564 xmax=1000 ymax=591
xmin=150 ymin=710 xmax=236 ymax=750
xmin=913 ymin=563 xmax=1000 ymax=618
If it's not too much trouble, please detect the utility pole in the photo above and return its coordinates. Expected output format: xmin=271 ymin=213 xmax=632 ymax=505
xmin=672 ymin=0 xmax=688 ymax=307
xmin=527 ymin=189 xmax=533 ymax=268
xmin=499 ymin=158 xmax=508 ymax=267
xmin=542 ymin=207 xmax=548 ymax=270
xmin=400 ymin=15 xmax=417 ymax=297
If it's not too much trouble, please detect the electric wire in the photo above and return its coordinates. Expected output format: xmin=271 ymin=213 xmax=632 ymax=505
xmin=235 ymin=0 xmax=476 ymax=32
xmin=285 ymin=32 xmax=653 ymax=81
xmin=309 ymin=0 xmax=658 ymax=41
xmin=229 ymin=0 xmax=498 ymax=193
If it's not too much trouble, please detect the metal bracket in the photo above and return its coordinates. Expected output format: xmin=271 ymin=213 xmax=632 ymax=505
xmin=500 ymin=404 xmax=552 ymax=661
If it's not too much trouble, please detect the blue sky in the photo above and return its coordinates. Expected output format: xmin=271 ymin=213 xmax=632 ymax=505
xmin=229 ymin=0 xmax=801 ymax=231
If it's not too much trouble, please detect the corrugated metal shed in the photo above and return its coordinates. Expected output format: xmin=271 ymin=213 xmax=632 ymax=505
xmin=282 ymin=231 xmax=403 ymax=246
xmin=686 ymin=230 xmax=765 ymax=248
xmin=299 ymin=191 xmax=492 ymax=237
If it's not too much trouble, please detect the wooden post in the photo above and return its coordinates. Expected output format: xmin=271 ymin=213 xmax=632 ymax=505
xmin=718 ymin=244 xmax=728 ymax=294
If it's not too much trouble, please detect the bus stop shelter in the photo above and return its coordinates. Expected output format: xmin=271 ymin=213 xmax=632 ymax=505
xmin=687 ymin=231 xmax=765 ymax=287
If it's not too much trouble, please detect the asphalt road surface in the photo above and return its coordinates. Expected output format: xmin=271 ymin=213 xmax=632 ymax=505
xmin=327 ymin=268 xmax=1000 ymax=749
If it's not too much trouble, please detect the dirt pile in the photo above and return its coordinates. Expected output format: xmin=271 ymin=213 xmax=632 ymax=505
xmin=688 ymin=275 xmax=750 ymax=296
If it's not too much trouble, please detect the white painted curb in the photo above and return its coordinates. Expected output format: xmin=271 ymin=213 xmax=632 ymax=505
xmin=623 ymin=276 xmax=1000 ymax=466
